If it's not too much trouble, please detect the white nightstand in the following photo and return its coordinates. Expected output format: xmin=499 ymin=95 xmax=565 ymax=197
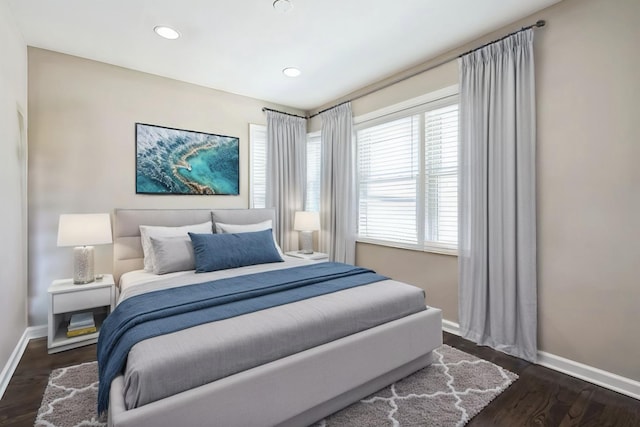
xmin=47 ymin=274 xmax=116 ymax=354
xmin=285 ymin=251 xmax=329 ymax=262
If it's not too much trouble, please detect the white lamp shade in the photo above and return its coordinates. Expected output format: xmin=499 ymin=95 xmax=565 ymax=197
xmin=293 ymin=211 xmax=320 ymax=231
xmin=57 ymin=213 xmax=113 ymax=247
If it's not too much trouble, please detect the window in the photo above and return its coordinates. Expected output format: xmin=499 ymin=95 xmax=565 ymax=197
xmin=305 ymin=131 xmax=321 ymax=212
xmin=356 ymin=93 xmax=459 ymax=253
xmin=249 ymin=124 xmax=321 ymax=211
xmin=249 ymin=124 xmax=266 ymax=208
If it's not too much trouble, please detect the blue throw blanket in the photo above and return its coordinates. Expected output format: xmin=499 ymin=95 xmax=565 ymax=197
xmin=97 ymin=262 xmax=387 ymax=414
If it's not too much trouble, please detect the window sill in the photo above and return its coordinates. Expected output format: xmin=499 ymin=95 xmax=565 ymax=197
xmin=355 ymin=237 xmax=458 ymax=257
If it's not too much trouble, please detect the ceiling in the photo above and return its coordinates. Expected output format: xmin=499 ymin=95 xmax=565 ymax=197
xmin=6 ymin=0 xmax=561 ymax=111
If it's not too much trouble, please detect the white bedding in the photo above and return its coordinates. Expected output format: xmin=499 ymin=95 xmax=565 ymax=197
xmin=108 ymin=208 xmax=444 ymax=427
xmin=118 ymin=256 xmax=312 ymax=302
xmin=116 ymin=259 xmax=428 ymax=410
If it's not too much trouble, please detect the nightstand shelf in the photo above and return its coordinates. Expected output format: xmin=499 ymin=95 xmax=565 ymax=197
xmin=50 ymin=308 xmax=108 ymax=349
xmin=48 ymin=275 xmax=115 ymax=354
xmin=285 ymin=251 xmax=329 ymax=262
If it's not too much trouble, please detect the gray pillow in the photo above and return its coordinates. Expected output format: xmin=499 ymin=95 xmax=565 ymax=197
xmin=140 ymin=221 xmax=212 ymax=272
xmin=149 ymin=236 xmax=195 ymax=275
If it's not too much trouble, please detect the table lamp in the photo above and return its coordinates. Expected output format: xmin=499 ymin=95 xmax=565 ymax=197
xmin=57 ymin=213 xmax=113 ymax=284
xmin=293 ymin=211 xmax=320 ymax=254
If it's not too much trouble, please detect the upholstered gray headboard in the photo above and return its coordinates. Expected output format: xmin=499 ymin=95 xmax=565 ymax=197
xmin=112 ymin=208 xmax=277 ymax=284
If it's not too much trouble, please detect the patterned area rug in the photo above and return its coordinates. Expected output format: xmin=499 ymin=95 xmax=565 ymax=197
xmin=35 ymin=361 xmax=105 ymax=426
xmin=35 ymin=345 xmax=517 ymax=427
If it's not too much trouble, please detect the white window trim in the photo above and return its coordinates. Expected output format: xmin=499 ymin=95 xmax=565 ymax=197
xmin=355 ymin=236 xmax=458 ymax=256
xmin=354 ymin=84 xmax=460 ymax=257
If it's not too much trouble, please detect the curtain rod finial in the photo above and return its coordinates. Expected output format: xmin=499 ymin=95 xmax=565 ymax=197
xmin=535 ymin=20 xmax=546 ymax=28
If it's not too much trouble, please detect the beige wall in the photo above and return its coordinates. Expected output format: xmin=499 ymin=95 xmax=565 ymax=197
xmin=535 ymin=0 xmax=639 ymax=382
xmin=27 ymin=48 xmax=303 ymax=325
xmin=356 ymin=244 xmax=459 ymax=322
xmin=344 ymin=0 xmax=640 ymax=381
xmin=0 ymin=2 xmax=28 ymax=376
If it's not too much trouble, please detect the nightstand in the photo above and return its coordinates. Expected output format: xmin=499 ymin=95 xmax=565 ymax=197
xmin=285 ymin=251 xmax=329 ymax=262
xmin=47 ymin=274 xmax=116 ymax=354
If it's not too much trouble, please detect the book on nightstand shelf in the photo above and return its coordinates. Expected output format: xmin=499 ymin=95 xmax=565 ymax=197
xmin=67 ymin=326 xmax=97 ymax=337
xmin=67 ymin=312 xmax=95 ymax=337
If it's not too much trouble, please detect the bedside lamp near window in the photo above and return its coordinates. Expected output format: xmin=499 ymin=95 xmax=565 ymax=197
xmin=57 ymin=213 xmax=113 ymax=284
xmin=294 ymin=211 xmax=320 ymax=255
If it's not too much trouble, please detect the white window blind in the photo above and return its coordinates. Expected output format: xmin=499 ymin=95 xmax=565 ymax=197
xmin=306 ymin=132 xmax=321 ymax=212
xmin=425 ymin=104 xmax=458 ymax=247
xmin=249 ymin=124 xmax=266 ymax=209
xmin=356 ymin=96 xmax=459 ymax=253
xmin=357 ymin=116 xmax=419 ymax=245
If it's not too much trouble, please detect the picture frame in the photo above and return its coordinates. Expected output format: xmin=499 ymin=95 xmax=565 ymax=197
xmin=135 ymin=123 xmax=239 ymax=195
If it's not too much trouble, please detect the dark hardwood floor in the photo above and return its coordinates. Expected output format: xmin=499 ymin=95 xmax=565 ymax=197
xmin=442 ymin=334 xmax=640 ymax=427
xmin=1 ymin=334 xmax=639 ymax=426
xmin=0 ymin=339 xmax=96 ymax=427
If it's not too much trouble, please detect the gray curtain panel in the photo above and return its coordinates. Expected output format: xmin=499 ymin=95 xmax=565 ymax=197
xmin=319 ymin=103 xmax=356 ymax=264
xmin=266 ymin=111 xmax=307 ymax=252
xmin=458 ymin=29 xmax=537 ymax=362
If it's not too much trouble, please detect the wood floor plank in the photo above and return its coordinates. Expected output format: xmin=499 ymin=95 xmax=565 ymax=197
xmin=1 ymin=334 xmax=639 ymax=426
xmin=558 ymin=388 xmax=594 ymax=427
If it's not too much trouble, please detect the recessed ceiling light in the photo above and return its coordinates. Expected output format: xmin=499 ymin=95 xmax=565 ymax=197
xmin=283 ymin=67 xmax=301 ymax=77
xmin=154 ymin=26 xmax=180 ymax=40
xmin=273 ymin=0 xmax=293 ymax=13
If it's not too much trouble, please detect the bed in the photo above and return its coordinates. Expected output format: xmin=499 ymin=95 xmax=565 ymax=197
xmin=106 ymin=208 xmax=443 ymax=427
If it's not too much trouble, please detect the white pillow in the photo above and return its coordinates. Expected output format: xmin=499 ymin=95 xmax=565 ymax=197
xmin=215 ymin=220 xmax=284 ymax=256
xmin=215 ymin=219 xmax=272 ymax=234
xmin=140 ymin=221 xmax=212 ymax=272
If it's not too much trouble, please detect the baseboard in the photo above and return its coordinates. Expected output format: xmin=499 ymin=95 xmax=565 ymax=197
xmin=28 ymin=324 xmax=48 ymax=339
xmin=0 ymin=324 xmax=47 ymax=400
xmin=442 ymin=319 xmax=460 ymax=336
xmin=537 ymin=351 xmax=640 ymax=400
xmin=441 ymin=319 xmax=639 ymax=401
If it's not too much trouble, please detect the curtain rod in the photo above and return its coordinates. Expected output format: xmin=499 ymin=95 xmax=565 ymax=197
xmin=261 ymin=107 xmax=307 ymax=119
xmin=459 ymin=19 xmax=545 ymax=57
xmin=264 ymin=20 xmax=546 ymax=120
xmin=307 ymin=100 xmax=351 ymax=119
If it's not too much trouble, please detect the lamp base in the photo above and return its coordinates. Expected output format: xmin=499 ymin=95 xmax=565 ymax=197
xmin=299 ymin=231 xmax=314 ymax=254
xmin=73 ymin=246 xmax=95 ymax=284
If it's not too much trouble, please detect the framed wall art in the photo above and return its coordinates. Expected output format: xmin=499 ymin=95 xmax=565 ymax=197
xmin=135 ymin=123 xmax=239 ymax=195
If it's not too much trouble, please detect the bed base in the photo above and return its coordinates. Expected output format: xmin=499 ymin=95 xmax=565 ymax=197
xmin=108 ymin=307 xmax=442 ymax=427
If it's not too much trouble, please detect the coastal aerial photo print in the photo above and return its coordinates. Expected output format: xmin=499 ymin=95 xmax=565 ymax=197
xmin=136 ymin=123 xmax=239 ymax=195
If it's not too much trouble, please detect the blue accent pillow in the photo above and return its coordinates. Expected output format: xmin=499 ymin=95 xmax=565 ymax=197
xmin=188 ymin=229 xmax=284 ymax=273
